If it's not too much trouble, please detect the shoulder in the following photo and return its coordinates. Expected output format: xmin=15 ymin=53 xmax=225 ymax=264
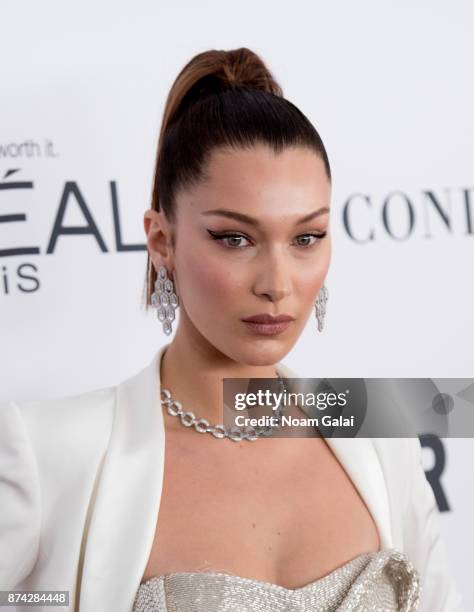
xmin=4 ymin=385 xmax=117 ymax=474
xmin=1 ymin=386 xmax=115 ymax=458
xmin=372 ymin=436 xmax=420 ymax=467
xmin=371 ymin=437 xmax=423 ymax=502
xmin=0 ymin=385 xmax=116 ymax=490
xmin=12 ymin=383 xmax=117 ymax=423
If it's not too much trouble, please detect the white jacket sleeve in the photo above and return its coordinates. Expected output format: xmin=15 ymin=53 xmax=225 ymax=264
xmin=0 ymin=401 xmax=41 ymax=589
xmin=404 ymin=436 xmax=465 ymax=612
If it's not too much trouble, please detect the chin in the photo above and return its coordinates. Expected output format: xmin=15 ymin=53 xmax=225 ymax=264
xmin=233 ymin=338 xmax=293 ymax=367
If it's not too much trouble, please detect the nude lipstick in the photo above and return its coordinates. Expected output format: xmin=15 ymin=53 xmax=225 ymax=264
xmin=241 ymin=313 xmax=294 ymax=336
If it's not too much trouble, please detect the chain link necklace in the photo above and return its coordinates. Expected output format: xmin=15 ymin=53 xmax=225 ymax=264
xmin=160 ymin=374 xmax=287 ymax=442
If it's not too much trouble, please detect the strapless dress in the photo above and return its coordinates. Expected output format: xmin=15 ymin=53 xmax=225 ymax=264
xmin=132 ymin=547 xmax=420 ymax=611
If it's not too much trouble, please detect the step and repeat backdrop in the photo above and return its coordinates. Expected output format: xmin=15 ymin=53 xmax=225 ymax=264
xmin=1 ymin=0 xmax=472 ymax=607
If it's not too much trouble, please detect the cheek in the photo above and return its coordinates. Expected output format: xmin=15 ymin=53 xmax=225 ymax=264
xmin=296 ymin=249 xmax=331 ymax=305
xmin=177 ymin=250 xmax=246 ymax=309
xmin=299 ymin=273 xmax=323 ymax=307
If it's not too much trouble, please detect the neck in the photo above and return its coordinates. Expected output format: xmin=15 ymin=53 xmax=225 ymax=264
xmin=159 ymin=322 xmax=281 ymax=428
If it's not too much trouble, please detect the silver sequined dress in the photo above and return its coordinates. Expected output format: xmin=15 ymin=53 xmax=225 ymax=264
xmin=132 ymin=548 xmax=420 ymax=611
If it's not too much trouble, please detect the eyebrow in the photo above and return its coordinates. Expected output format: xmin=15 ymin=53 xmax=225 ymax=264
xmin=201 ymin=207 xmax=330 ymax=227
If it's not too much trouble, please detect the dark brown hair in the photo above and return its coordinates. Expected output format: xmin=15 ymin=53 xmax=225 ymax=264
xmin=144 ymin=47 xmax=331 ymax=308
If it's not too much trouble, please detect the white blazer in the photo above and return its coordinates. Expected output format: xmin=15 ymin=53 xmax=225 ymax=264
xmin=0 ymin=344 xmax=465 ymax=611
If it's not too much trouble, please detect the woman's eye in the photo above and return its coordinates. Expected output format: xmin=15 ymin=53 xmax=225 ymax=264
xmin=294 ymin=232 xmax=327 ymax=247
xmin=207 ymin=230 xmax=252 ymax=248
xmin=223 ymin=235 xmax=250 ymax=248
xmin=207 ymin=230 xmax=327 ymax=249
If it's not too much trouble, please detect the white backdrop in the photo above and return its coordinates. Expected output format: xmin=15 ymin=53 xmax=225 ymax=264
xmin=0 ymin=0 xmax=472 ymax=607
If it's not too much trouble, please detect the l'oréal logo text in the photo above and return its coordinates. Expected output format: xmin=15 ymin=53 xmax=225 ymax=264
xmin=0 ymin=169 xmax=146 ymax=296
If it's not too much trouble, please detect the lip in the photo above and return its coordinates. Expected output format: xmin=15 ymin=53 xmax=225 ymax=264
xmin=241 ymin=313 xmax=294 ymax=336
xmin=242 ymin=314 xmax=294 ymax=324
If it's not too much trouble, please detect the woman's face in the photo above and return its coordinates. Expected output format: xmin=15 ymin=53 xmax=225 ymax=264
xmin=148 ymin=143 xmax=332 ymax=366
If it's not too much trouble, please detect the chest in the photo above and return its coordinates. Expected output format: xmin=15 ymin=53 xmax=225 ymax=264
xmin=142 ymin=434 xmax=381 ymax=589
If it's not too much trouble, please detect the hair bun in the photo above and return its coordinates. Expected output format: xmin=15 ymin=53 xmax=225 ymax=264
xmin=215 ymin=47 xmax=282 ymax=95
xmin=164 ymin=47 xmax=283 ymax=127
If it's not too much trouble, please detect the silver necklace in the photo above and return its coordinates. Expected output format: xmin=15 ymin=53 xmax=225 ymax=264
xmin=160 ymin=374 xmax=287 ymax=442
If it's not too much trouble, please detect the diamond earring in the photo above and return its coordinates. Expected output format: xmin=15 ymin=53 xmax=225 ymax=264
xmin=315 ymin=284 xmax=328 ymax=332
xmin=151 ymin=265 xmax=179 ymax=335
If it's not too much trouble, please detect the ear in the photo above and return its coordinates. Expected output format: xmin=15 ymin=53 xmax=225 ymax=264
xmin=143 ymin=208 xmax=174 ymax=270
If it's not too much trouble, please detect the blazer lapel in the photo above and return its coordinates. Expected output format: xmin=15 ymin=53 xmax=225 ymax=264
xmin=78 ymin=344 xmax=168 ymax=612
xmin=79 ymin=346 xmax=393 ymax=611
xmin=276 ymin=362 xmax=394 ymax=550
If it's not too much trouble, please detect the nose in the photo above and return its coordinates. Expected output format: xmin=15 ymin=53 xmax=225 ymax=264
xmin=252 ymin=252 xmax=292 ymax=303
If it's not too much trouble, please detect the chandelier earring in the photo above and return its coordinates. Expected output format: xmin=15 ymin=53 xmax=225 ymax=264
xmin=151 ymin=265 xmax=179 ymax=335
xmin=315 ymin=284 xmax=328 ymax=332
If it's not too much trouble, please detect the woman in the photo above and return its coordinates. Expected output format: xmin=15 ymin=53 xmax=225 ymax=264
xmin=0 ymin=48 xmax=464 ymax=611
